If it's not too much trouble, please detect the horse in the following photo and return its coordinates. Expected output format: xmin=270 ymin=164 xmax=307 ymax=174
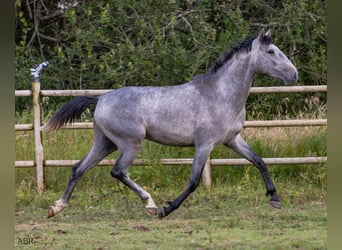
xmin=45 ymin=29 xmax=298 ymax=218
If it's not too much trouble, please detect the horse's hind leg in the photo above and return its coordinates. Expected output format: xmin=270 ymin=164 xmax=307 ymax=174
xmin=225 ymin=134 xmax=281 ymax=209
xmin=110 ymin=141 xmax=158 ymax=215
xmin=48 ymin=124 xmax=117 ymax=218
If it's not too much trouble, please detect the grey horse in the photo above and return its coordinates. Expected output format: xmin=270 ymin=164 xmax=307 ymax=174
xmin=45 ymin=29 xmax=298 ymax=218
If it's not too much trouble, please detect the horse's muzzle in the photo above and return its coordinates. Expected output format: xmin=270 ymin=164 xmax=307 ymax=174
xmin=284 ymin=69 xmax=298 ymax=85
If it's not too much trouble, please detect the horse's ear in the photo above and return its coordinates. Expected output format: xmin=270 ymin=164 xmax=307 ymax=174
xmin=257 ymin=28 xmax=273 ymax=45
xmin=257 ymin=28 xmax=271 ymax=40
xmin=257 ymin=28 xmax=266 ymax=44
xmin=265 ymin=29 xmax=271 ymax=37
xmin=257 ymin=28 xmax=266 ymax=42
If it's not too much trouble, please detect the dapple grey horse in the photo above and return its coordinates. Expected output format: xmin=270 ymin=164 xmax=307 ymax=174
xmin=45 ymin=29 xmax=298 ymax=218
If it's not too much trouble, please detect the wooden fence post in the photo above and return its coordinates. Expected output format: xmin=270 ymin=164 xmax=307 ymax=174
xmin=32 ymin=81 xmax=44 ymax=193
xmin=202 ymin=157 xmax=212 ymax=188
xmin=31 ymin=62 xmax=49 ymax=194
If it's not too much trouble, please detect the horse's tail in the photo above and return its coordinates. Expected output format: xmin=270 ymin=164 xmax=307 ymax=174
xmin=43 ymin=96 xmax=98 ymax=131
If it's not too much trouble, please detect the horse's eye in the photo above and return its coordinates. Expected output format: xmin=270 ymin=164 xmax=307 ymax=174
xmin=267 ymin=49 xmax=275 ymax=54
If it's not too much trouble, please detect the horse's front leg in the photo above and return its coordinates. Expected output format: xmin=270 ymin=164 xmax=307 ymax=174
xmin=158 ymin=144 xmax=213 ymax=218
xmin=225 ymin=134 xmax=281 ymax=209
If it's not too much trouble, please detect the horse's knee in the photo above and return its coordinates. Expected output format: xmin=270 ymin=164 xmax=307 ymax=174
xmin=110 ymin=168 xmax=119 ymax=178
xmin=110 ymin=167 xmax=126 ymax=179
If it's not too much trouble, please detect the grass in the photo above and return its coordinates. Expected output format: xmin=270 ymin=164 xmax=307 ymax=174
xmin=15 ymin=182 xmax=326 ymax=249
xmin=15 ymin=122 xmax=327 ymax=249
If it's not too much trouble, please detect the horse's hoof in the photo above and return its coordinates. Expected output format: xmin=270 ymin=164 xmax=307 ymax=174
xmin=269 ymin=200 xmax=281 ymax=209
xmin=47 ymin=206 xmax=55 ymax=218
xmin=158 ymin=207 xmax=166 ymax=219
xmin=146 ymin=207 xmax=158 ymax=215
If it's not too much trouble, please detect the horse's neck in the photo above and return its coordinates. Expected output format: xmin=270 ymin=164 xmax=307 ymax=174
xmin=214 ymin=54 xmax=254 ymax=105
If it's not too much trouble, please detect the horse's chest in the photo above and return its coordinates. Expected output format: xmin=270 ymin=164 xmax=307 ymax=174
xmin=217 ymin=110 xmax=245 ymax=141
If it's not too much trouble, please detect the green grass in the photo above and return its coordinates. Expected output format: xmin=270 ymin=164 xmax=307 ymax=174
xmin=15 ymin=182 xmax=326 ymax=249
xmin=15 ymin=125 xmax=327 ymax=249
xmin=15 ymin=126 xmax=327 ymax=190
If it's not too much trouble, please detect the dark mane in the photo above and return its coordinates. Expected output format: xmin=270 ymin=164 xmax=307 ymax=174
xmin=190 ymin=32 xmax=274 ymax=81
xmin=208 ymin=36 xmax=256 ymax=73
xmin=208 ymin=34 xmax=273 ymax=74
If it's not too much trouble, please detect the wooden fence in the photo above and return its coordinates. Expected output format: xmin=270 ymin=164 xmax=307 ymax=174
xmin=15 ymin=83 xmax=327 ymax=193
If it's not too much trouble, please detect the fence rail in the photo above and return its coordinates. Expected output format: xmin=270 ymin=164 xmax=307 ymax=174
xmin=15 ymin=119 xmax=327 ymax=131
xmin=15 ymin=85 xmax=327 ymax=192
xmin=15 ymin=157 xmax=327 ymax=168
xmin=14 ymin=85 xmax=327 ymax=97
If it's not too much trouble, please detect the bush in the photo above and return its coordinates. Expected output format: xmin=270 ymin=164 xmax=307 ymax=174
xmin=15 ymin=0 xmax=326 ymax=118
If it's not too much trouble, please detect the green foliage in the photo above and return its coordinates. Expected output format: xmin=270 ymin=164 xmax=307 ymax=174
xmin=15 ymin=0 xmax=326 ymax=118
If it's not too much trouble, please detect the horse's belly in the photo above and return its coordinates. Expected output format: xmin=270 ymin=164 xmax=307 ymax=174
xmin=145 ymin=125 xmax=195 ymax=147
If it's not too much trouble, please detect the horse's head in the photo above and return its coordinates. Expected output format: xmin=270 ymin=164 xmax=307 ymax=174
xmin=252 ymin=29 xmax=298 ymax=85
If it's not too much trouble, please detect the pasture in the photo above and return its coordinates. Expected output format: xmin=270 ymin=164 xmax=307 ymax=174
xmin=15 ymin=184 xmax=326 ymax=249
xmin=15 ymin=127 xmax=327 ymax=249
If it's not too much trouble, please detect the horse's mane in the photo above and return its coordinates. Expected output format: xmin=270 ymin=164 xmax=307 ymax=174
xmin=207 ymin=33 xmax=273 ymax=74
